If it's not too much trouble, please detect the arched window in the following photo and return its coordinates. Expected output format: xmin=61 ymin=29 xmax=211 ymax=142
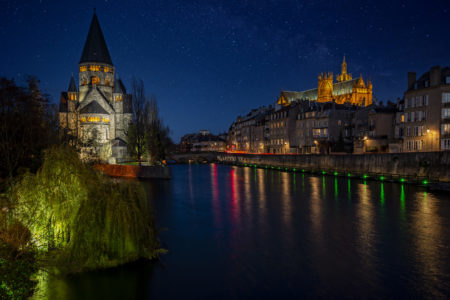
xmin=91 ymin=76 xmax=100 ymax=85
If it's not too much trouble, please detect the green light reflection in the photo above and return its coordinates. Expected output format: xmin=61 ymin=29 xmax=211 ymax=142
xmin=400 ymin=184 xmax=405 ymax=212
xmin=380 ymin=183 xmax=385 ymax=205
xmin=334 ymin=178 xmax=338 ymax=199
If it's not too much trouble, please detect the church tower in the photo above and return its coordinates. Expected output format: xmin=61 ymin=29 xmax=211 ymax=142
xmin=59 ymin=11 xmax=133 ymax=163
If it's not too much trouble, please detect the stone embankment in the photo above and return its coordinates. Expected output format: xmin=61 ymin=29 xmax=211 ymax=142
xmin=217 ymin=152 xmax=450 ymax=185
xmin=94 ymin=164 xmax=171 ymax=179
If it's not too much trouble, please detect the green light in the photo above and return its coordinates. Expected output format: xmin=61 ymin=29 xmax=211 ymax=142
xmin=293 ymin=168 xmax=296 ymax=172
xmin=285 ymin=168 xmax=288 ymax=171
xmin=347 ymin=173 xmax=351 ymax=177
xmin=363 ymin=174 xmax=368 ymax=179
xmin=301 ymin=169 xmax=305 ymax=172
xmin=271 ymin=166 xmax=274 ymax=169
xmin=380 ymin=176 xmax=385 ymax=181
xmin=278 ymin=167 xmax=281 ymax=170
xmin=244 ymin=163 xmax=247 ymax=166
xmin=333 ymin=172 xmax=338 ymax=176
xmin=322 ymin=171 xmax=326 ymax=175
xmin=265 ymin=165 xmax=268 ymax=168
xmin=400 ymin=178 xmax=406 ymax=183
xmin=422 ymin=180 xmax=428 ymax=185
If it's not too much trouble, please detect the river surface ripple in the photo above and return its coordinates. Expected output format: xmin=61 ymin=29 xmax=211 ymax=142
xmin=45 ymin=164 xmax=450 ymax=299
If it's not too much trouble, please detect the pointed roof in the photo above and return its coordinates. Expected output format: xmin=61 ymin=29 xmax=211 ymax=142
xmin=80 ymin=101 xmax=109 ymax=114
xmin=79 ymin=12 xmax=113 ymax=65
xmin=68 ymin=75 xmax=77 ymax=92
xmin=114 ymin=78 xmax=126 ymax=94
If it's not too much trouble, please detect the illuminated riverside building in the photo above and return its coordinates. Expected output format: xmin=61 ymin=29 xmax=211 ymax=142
xmin=403 ymin=66 xmax=450 ymax=152
xmin=59 ymin=12 xmax=132 ymax=162
xmin=277 ymin=57 xmax=373 ymax=107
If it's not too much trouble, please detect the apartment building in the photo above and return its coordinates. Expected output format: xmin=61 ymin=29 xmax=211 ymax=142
xmin=403 ymin=66 xmax=450 ymax=151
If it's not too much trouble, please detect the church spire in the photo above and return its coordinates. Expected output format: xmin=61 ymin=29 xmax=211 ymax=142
xmin=68 ymin=75 xmax=77 ymax=92
xmin=79 ymin=11 xmax=113 ymax=65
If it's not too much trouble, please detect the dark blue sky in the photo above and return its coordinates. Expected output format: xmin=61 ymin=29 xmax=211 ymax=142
xmin=1 ymin=0 xmax=449 ymax=140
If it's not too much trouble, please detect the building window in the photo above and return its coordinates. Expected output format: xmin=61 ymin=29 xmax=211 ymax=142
xmin=401 ymin=114 xmax=405 ymax=123
xmin=442 ymin=108 xmax=450 ymax=119
xmin=80 ymin=66 xmax=87 ymax=72
xmin=115 ymin=94 xmax=123 ymax=101
xmin=91 ymin=76 xmax=100 ymax=85
xmin=89 ymin=65 xmax=101 ymax=72
xmin=424 ymin=95 xmax=429 ymax=106
xmin=442 ymin=139 xmax=450 ymax=150
xmin=425 ymin=80 xmax=429 ymax=87
xmin=105 ymin=77 xmax=111 ymax=86
xmin=446 ymin=77 xmax=450 ymax=84
xmin=69 ymin=93 xmax=77 ymax=101
xmin=443 ymin=93 xmax=450 ymax=104
xmin=406 ymin=127 xmax=410 ymax=136
xmin=442 ymin=124 xmax=450 ymax=135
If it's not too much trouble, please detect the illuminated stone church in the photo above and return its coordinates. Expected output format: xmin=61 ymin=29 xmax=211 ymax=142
xmin=59 ymin=12 xmax=132 ymax=162
xmin=277 ymin=57 xmax=373 ymax=107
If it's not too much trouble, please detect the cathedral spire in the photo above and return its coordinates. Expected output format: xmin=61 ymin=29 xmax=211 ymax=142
xmin=79 ymin=11 xmax=113 ymax=65
xmin=341 ymin=56 xmax=347 ymax=75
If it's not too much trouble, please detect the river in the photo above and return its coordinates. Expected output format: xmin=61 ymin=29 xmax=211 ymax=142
xmin=42 ymin=164 xmax=450 ymax=299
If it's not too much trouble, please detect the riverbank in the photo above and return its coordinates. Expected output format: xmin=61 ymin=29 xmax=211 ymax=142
xmin=216 ymin=152 xmax=450 ymax=188
xmin=94 ymin=164 xmax=171 ymax=179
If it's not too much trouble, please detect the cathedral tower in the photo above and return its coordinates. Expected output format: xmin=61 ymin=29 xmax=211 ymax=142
xmin=317 ymin=72 xmax=333 ymax=102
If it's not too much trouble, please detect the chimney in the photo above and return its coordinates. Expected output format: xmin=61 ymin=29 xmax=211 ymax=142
xmin=407 ymin=72 xmax=416 ymax=89
xmin=430 ymin=65 xmax=441 ymax=87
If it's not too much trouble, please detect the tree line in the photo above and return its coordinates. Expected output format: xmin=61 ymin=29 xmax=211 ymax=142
xmin=0 ymin=76 xmax=173 ymax=181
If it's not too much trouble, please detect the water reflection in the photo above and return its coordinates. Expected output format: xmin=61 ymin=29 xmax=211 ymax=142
xmin=210 ymin=164 xmax=221 ymax=228
xmin=412 ymin=191 xmax=444 ymax=297
xmin=309 ymin=176 xmax=322 ymax=242
xmin=40 ymin=165 xmax=450 ymax=299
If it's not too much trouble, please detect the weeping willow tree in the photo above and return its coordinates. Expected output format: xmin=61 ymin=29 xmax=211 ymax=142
xmin=13 ymin=146 xmax=161 ymax=273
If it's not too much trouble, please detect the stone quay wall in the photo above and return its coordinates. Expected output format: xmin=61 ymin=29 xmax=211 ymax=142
xmin=217 ymin=152 xmax=450 ymax=183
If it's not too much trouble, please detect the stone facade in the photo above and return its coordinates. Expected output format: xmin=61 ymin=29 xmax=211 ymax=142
xmin=59 ymin=12 xmax=132 ymax=163
xmin=403 ymin=66 xmax=450 ymax=152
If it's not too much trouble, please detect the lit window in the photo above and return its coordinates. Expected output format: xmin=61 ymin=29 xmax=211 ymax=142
xmin=105 ymin=78 xmax=111 ymax=86
xmin=80 ymin=66 xmax=87 ymax=72
xmin=89 ymin=65 xmax=100 ymax=72
xmin=115 ymin=94 xmax=123 ymax=101
xmin=401 ymin=114 xmax=405 ymax=123
xmin=69 ymin=93 xmax=77 ymax=101
xmin=91 ymin=76 xmax=100 ymax=85
xmin=104 ymin=67 xmax=110 ymax=73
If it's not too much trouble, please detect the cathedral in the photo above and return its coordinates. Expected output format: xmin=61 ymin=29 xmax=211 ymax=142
xmin=59 ymin=12 xmax=132 ymax=163
xmin=277 ymin=57 xmax=373 ymax=107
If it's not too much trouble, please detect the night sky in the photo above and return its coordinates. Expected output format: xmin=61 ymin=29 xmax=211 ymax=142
xmin=1 ymin=0 xmax=449 ymax=140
